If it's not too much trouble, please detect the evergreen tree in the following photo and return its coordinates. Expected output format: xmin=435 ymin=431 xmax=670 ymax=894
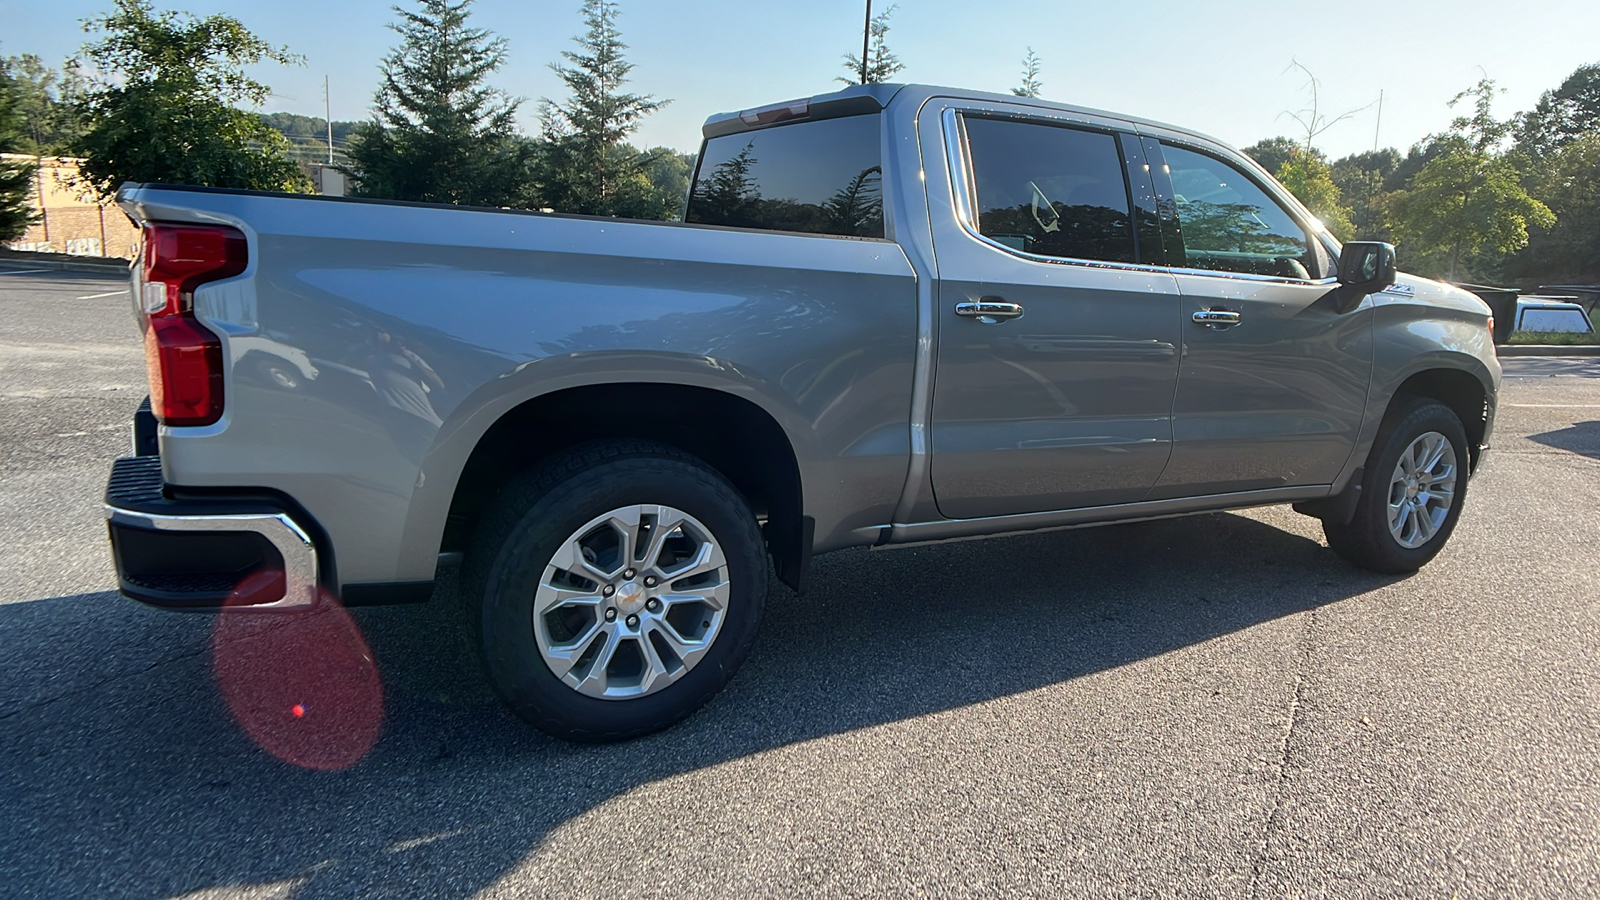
xmin=70 ymin=0 xmax=308 ymax=201
xmin=538 ymin=0 xmax=669 ymax=217
xmin=0 ymin=61 xmax=39 ymax=242
xmin=839 ymin=5 xmax=904 ymax=85
xmin=1 ymin=54 xmax=84 ymax=154
xmin=346 ymin=0 xmax=532 ymax=206
xmin=1012 ymin=49 xmax=1042 ymax=98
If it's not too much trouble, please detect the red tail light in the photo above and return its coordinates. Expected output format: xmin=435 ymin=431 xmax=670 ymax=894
xmin=139 ymin=224 xmax=247 ymax=426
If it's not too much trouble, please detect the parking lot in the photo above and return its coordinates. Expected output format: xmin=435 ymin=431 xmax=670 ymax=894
xmin=1 ymin=268 xmax=1596 ymax=898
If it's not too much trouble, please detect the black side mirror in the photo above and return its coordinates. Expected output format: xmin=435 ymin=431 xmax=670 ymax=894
xmin=1333 ymin=241 xmax=1396 ymax=313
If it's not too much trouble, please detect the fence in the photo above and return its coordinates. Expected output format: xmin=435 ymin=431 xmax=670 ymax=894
xmin=2 ymin=154 xmax=140 ymax=260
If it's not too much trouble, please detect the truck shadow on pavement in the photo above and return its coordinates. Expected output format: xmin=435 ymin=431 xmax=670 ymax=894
xmin=0 ymin=511 xmax=1397 ymax=898
xmin=1528 ymin=420 xmax=1600 ymax=460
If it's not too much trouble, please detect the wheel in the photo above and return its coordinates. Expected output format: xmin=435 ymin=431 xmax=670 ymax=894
xmin=461 ymin=440 xmax=767 ymax=741
xmin=1322 ymin=398 xmax=1469 ymax=574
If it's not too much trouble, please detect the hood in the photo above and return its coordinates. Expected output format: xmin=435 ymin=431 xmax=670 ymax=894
xmin=1378 ymin=272 xmax=1492 ymax=317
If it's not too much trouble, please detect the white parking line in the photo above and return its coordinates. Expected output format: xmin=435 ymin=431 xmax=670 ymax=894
xmin=0 ymin=269 xmax=51 ymax=276
xmin=76 ymin=291 xmax=128 ymax=300
xmin=1506 ymin=404 xmax=1600 ymax=408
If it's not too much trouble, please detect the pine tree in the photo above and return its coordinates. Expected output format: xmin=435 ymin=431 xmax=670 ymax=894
xmin=346 ymin=0 xmax=533 ymax=206
xmin=538 ymin=0 xmax=669 ymax=217
xmin=1012 ymin=49 xmax=1042 ymax=98
xmin=839 ymin=5 xmax=905 ymax=85
xmin=0 ymin=62 xmax=39 ymax=242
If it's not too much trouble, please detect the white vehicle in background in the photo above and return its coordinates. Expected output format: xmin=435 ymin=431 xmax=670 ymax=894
xmin=1514 ymin=297 xmax=1596 ymax=335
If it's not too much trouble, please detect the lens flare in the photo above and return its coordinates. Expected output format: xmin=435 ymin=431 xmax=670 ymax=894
xmin=212 ymin=571 xmax=383 ymax=771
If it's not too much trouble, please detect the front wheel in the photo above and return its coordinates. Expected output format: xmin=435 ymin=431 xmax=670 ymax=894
xmin=462 ymin=441 xmax=767 ymax=741
xmin=1322 ymin=398 xmax=1470 ymax=574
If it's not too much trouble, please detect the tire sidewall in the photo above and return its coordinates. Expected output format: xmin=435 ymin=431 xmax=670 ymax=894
xmin=473 ymin=455 xmax=766 ymax=739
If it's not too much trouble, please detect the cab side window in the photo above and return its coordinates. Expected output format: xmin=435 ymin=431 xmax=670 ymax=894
xmin=964 ymin=117 xmax=1137 ymax=264
xmin=1160 ymin=144 xmax=1318 ymax=279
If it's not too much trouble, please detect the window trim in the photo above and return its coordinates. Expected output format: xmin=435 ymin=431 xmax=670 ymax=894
xmin=1145 ymin=137 xmax=1339 ymax=287
xmin=942 ymin=108 xmax=1174 ymax=275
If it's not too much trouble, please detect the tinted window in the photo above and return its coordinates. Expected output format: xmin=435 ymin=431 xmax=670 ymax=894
xmin=964 ymin=117 xmax=1135 ymax=264
xmin=686 ymin=115 xmax=883 ymax=237
xmin=1160 ymin=144 xmax=1317 ymax=279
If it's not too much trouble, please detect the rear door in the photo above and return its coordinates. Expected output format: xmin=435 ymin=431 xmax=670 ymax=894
xmin=924 ymin=103 xmax=1182 ymax=519
xmin=1143 ymin=136 xmax=1373 ymax=499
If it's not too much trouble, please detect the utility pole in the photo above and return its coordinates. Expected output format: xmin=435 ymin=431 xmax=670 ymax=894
xmin=324 ymin=75 xmax=334 ymax=165
xmin=860 ymin=0 xmax=872 ymax=85
xmin=1373 ymin=89 xmax=1383 ymax=152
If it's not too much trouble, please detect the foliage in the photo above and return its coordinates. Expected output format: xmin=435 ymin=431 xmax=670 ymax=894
xmin=0 ymin=54 xmax=84 ymax=153
xmin=70 ymin=0 xmax=309 ymax=200
xmin=259 ymin=112 xmax=362 ymax=164
xmin=1242 ymin=136 xmax=1305 ymax=179
xmin=345 ymin=0 xmax=533 ymax=206
xmin=0 ymin=61 xmax=40 ymax=241
xmin=1503 ymin=133 xmax=1600 ymax=284
xmin=1012 ymin=49 xmax=1042 ymax=98
xmin=538 ymin=0 xmax=669 ymax=217
xmin=1275 ymin=151 xmax=1354 ymax=240
xmin=839 ymin=5 xmax=904 ymax=85
xmin=1331 ymin=149 xmax=1400 ymax=240
xmin=1388 ymin=150 xmax=1554 ymax=281
xmin=1514 ymin=62 xmax=1600 ymax=161
xmin=638 ymin=147 xmax=694 ymax=220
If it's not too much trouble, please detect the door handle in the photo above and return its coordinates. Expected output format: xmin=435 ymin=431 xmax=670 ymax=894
xmin=956 ymin=297 xmax=1024 ymax=323
xmin=1192 ymin=308 xmax=1242 ymax=329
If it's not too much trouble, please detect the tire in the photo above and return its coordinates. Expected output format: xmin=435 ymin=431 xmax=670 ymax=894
xmin=1322 ymin=398 xmax=1470 ymax=574
xmin=461 ymin=440 xmax=767 ymax=742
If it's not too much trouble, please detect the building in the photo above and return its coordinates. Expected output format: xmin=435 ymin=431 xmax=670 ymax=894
xmin=2 ymin=154 xmax=140 ymax=260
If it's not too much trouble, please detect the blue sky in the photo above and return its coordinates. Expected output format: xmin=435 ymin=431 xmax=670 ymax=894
xmin=4 ymin=0 xmax=1598 ymax=157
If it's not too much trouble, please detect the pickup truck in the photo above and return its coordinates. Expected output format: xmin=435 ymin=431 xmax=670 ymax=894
xmin=105 ymin=83 xmax=1499 ymax=741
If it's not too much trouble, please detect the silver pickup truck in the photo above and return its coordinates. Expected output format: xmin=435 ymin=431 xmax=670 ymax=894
xmin=105 ymin=83 xmax=1499 ymax=740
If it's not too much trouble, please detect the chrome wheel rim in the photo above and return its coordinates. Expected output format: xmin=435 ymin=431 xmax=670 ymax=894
xmin=534 ymin=505 xmax=729 ymax=700
xmin=1387 ymin=431 xmax=1457 ymax=549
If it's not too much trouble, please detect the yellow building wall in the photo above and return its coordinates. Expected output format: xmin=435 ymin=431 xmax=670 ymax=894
xmin=3 ymin=155 xmax=140 ymax=260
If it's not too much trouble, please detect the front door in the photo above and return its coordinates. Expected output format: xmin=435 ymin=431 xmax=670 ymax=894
xmin=1144 ymin=138 xmax=1373 ymax=499
xmin=926 ymin=108 xmax=1182 ymax=519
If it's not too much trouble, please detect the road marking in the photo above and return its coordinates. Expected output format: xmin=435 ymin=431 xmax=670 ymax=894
xmin=1506 ymin=404 xmax=1600 ymax=408
xmin=0 ymin=269 xmax=51 ymax=276
xmin=76 ymin=290 xmax=128 ymax=300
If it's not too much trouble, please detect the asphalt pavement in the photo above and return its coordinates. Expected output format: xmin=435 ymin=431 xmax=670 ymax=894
xmin=1 ymin=269 xmax=1596 ymax=898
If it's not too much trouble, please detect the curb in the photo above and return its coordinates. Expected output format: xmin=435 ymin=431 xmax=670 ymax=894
xmin=1496 ymin=344 xmax=1600 ymax=357
xmin=0 ymin=257 xmax=130 ymax=276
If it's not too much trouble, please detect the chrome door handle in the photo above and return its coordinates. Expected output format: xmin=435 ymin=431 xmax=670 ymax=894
xmin=955 ymin=298 xmax=1024 ymax=323
xmin=1192 ymin=308 xmax=1242 ymax=329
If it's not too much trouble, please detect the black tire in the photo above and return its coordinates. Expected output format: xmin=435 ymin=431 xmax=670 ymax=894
xmin=461 ymin=440 xmax=767 ymax=742
xmin=1322 ymin=398 xmax=1470 ymax=574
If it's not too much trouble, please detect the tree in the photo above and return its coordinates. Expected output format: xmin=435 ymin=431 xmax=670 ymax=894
xmin=538 ymin=0 xmax=669 ymax=217
xmin=70 ymin=0 xmax=309 ymax=200
xmin=345 ymin=0 xmax=532 ymax=206
xmin=1504 ymin=133 xmax=1600 ymax=284
xmin=1 ymin=54 xmax=84 ymax=153
xmin=1514 ymin=62 xmax=1600 ymax=161
xmin=1387 ymin=77 xmax=1554 ymax=281
xmin=1331 ymin=148 xmax=1401 ymax=240
xmin=839 ymin=5 xmax=904 ymax=85
xmin=1012 ymin=48 xmax=1042 ymax=98
xmin=1275 ymin=151 xmax=1355 ymax=240
xmin=1242 ymin=136 xmax=1304 ymax=178
xmin=1279 ymin=59 xmax=1377 ymax=151
xmin=0 ymin=61 xmax=39 ymax=241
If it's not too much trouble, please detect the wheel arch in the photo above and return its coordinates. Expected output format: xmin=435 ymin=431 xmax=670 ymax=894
xmin=435 ymin=382 xmax=810 ymax=591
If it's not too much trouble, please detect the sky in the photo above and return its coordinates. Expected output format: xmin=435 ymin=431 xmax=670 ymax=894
xmin=4 ymin=0 xmax=1598 ymax=159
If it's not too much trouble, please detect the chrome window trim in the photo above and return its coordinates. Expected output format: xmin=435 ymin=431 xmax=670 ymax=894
xmin=103 ymin=504 xmax=321 ymax=611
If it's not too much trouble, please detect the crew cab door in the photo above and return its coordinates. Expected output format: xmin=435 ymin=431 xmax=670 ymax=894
xmin=922 ymin=103 xmax=1182 ymax=519
xmin=1141 ymin=136 xmax=1373 ymax=499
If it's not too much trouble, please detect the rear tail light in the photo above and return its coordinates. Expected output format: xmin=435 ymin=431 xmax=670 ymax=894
xmin=138 ymin=224 xmax=247 ymax=426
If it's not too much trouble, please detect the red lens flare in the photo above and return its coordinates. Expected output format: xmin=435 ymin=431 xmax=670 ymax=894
xmin=212 ymin=571 xmax=383 ymax=771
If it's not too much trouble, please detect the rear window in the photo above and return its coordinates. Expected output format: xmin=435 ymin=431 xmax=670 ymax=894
xmin=685 ymin=115 xmax=884 ymax=238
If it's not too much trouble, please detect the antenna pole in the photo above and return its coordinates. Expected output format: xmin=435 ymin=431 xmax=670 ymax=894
xmin=1373 ymin=89 xmax=1383 ymax=152
xmin=860 ymin=0 xmax=872 ymax=84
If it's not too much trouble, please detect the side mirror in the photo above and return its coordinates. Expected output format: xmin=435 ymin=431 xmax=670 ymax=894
xmin=1333 ymin=241 xmax=1396 ymax=313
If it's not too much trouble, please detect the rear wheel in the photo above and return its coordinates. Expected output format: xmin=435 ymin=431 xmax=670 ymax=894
xmin=462 ymin=441 xmax=767 ymax=741
xmin=1323 ymin=398 xmax=1469 ymax=574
